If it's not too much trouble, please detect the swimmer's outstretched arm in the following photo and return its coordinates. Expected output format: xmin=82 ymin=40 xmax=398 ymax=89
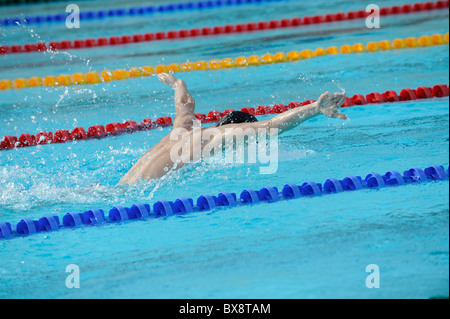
xmin=254 ymin=91 xmax=347 ymax=134
xmin=158 ymin=73 xmax=196 ymax=129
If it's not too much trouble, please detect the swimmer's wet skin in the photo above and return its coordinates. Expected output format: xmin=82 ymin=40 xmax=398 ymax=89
xmin=118 ymin=73 xmax=347 ymax=184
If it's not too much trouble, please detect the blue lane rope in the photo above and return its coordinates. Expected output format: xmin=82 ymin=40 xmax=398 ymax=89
xmin=1 ymin=164 xmax=448 ymax=240
xmin=0 ymin=0 xmax=287 ymax=27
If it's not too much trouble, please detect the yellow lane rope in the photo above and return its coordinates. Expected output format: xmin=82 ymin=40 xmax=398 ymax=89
xmin=1 ymin=33 xmax=448 ymax=91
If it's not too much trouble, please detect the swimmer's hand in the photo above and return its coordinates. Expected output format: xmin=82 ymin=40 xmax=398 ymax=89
xmin=317 ymin=91 xmax=348 ymax=120
xmin=158 ymin=73 xmax=181 ymax=89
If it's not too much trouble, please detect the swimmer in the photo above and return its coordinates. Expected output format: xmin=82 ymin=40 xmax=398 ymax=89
xmin=119 ymin=73 xmax=347 ymax=184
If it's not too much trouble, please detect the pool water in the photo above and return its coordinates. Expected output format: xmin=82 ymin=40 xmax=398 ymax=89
xmin=0 ymin=0 xmax=449 ymax=298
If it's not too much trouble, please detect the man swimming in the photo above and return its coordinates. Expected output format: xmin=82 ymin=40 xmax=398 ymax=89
xmin=119 ymin=73 xmax=347 ymax=184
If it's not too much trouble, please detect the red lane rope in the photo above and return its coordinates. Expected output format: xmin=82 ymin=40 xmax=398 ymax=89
xmin=1 ymin=84 xmax=448 ymax=151
xmin=0 ymin=1 xmax=448 ymax=55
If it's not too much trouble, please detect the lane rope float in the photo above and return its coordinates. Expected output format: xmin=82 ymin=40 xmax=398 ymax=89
xmin=0 ymin=0 xmax=69 ymax=6
xmin=1 ymin=32 xmax=448 ymax=91
xmin=0 ymin=0 xmax=290 ymax=27
xmin=1 ymin=164 xmax=448 ymax=240
xmin=0 ymin=1 xmax=448 ymax=55
xmin=0 ymin=83 xmax=448 ymax=151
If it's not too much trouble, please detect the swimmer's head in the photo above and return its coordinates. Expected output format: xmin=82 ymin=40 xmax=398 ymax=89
xmin=215 ymin=111 xmax=258 ymax=127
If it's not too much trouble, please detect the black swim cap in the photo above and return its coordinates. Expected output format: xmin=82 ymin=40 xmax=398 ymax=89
xmin=215 ymin=111 xmax=258 ymax=127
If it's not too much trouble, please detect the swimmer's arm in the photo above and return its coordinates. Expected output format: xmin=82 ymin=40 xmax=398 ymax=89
xmin=158 ymin=73 xmax=196 ymax=130
xmin=253 ymin=91 xmax=347 ymax=134
xmin=158 ymin=73 xmax=195 ymax=114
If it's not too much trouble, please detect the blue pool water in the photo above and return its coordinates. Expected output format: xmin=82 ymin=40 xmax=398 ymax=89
xmin=0 ymin=0 xmax=449 ymax=298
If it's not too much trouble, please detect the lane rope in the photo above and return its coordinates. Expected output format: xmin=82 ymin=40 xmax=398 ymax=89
xmin=1 ymin=83 xmax=448 ymax=151
xmin=1 ymin=32 xmax=448 ymax=91
xmin=0 ymin=1 xmax=448 ymax=55
xmin=0 ymin=0 xmax=289 ymax=27
xmin=1 ymin=164 xmax=448 ymax=240
xmin=0 ymin=0 xmax=67 ymax=6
